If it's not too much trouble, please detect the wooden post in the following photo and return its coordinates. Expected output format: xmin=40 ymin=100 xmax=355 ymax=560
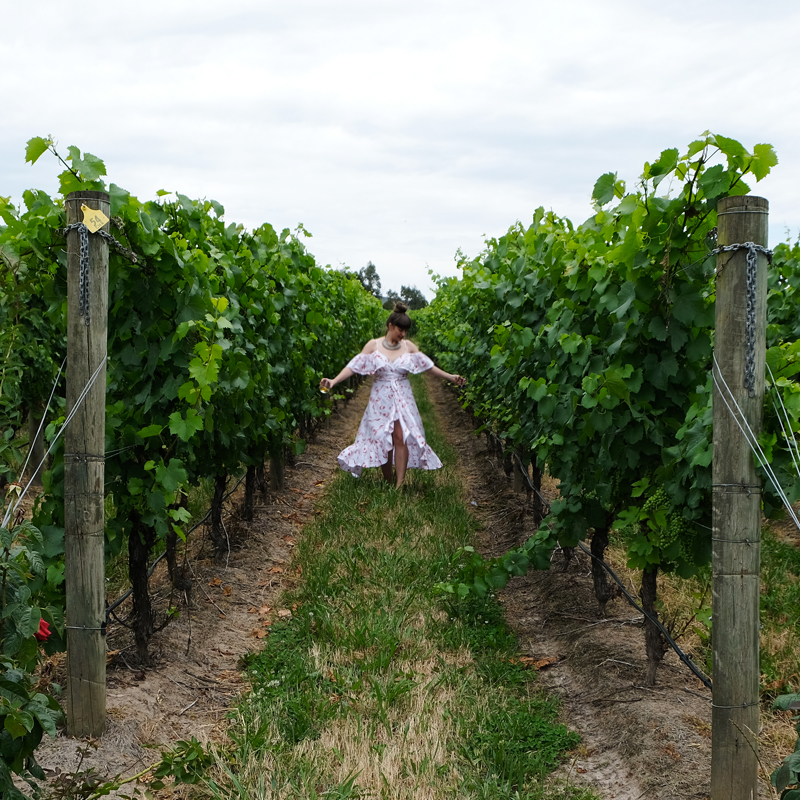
xmin=64 ymin=191 xmax=109 ymax=737
xmin=711 ymin=195 xmax=768 ymax=799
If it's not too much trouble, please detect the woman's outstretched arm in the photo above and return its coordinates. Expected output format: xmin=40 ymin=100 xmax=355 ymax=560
xmin=427 ymin=364 xmax=466 ymax=386
xmin=319 ymin=339 xmax=377 ymax=390
xmin=319 ymin=366 xmax=355 ymax=391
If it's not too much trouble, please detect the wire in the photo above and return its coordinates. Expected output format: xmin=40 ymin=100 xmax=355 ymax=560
xmin=575 ymin=541 xmax=713 ymax=692
xmin=3 ymin=355 xmax=108 ymax=528
xmin=104 ymin=444 xmax=141 ymax=459
xmin=766 ymin=363 xmax=800 ymax=480
xmin=712 ymin=355 xmax=800 ymax=529
xmin=15 ymin=356 xmax=66 ymax=491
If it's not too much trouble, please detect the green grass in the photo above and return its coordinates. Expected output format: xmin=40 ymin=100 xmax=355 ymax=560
xmin=211 ymin=376 xmax=595 ymax=800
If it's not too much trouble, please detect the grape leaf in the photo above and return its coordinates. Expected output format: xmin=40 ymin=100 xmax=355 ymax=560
xmin=592 ymin=172 xmax=617 ymax=206
xmin=25 ymin=137 xmax=51 ymax=165
xmin=750 ymin=143 xmax=778 ymax=181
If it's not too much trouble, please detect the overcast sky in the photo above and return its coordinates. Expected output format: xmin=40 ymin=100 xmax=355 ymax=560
xmin=3 ymin=0 xmax=799 ymax=297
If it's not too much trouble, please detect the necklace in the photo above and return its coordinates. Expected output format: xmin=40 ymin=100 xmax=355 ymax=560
xmin=382 ymin=337 xmax=401 ymax=351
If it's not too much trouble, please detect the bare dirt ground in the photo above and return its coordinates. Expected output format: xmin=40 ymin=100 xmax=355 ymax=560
xmin=33 ymin=376 xmax=790 ymax=799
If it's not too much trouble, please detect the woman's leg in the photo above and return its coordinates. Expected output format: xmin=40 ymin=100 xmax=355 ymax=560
xmin=381 ymin=449 xmax=394 ymax=482
xmin=393 ymin=421 xmax=408 ymax=488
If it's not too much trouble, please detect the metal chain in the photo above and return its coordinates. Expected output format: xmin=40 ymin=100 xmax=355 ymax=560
xmin=60 ymin=223 xmax=138 ymax=326
xmin=712 ymin=242 xmax=773 ymax=397
xmin=62 ymin=223 xmax=91 ymax=325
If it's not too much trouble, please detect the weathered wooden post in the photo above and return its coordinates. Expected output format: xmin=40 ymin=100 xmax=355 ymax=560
xmin=64 ymin=190 xmax=109 ymax=737
xmin=711 ymin=195 xmax=768 ymax=799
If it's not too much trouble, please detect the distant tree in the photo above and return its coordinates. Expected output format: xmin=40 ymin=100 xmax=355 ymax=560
xmin=400 ymin=285 xmax=427 ymax=310
xmin=358 ymin=262 xmax=382 ymax=298
xmin=382 ymin=285 xmax=427 ymax=311
xmin=383 ymin=289 xmax=400 ymax=311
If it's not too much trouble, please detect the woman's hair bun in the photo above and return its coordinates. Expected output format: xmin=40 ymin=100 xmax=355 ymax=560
xmin=394 ymin=302 xmax=408 ymax=314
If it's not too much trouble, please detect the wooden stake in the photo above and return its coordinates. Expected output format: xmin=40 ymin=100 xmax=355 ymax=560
xmin=64 ymin=191 xmax=109 ymax=737
xmin=711 ymin=194 xmax=768 ymax=799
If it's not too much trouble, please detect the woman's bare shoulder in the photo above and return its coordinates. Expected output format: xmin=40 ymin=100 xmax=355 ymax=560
xmin=405 ymin=341 xmax=420 ymax=353
xmin=361 ymin=339 xmax=379 ymax=354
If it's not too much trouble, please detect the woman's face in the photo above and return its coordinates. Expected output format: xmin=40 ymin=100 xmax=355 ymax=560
xmin=387 ymin=323 xmax=407 ymax=342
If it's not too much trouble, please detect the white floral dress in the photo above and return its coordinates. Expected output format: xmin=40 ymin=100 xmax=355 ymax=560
xmin=337 ymin=350 xmax=443 ymax=477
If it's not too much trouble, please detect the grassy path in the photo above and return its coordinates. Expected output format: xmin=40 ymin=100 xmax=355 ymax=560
xmin=210 ymin=377 xmax=594 ymax=800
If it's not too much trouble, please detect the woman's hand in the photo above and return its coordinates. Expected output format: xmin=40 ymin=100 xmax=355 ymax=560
xmin=451 ymin=374 xmax=466 ymax=387
xmin=319 ymin=378 xmax=334 ymax=392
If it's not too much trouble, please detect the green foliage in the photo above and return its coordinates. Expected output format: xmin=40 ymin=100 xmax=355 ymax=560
xmin=152 ymin=737 xmax=214 ymax=789
xmin=4 ymin=138 xmax=384 ymax=655
xmin=436 ymin=531 xmax=555 ymax=600
xmin=771 ymin=696 xmax=800 ymax=799
xmin=0 ymin=510 xmax=63 ymax=799
xmin=417 ymin=132 xmax=784 ymax=590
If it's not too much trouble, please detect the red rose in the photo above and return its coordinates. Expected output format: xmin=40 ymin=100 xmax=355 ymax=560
xmin=34 ymin=619 xmax=51 ymax=642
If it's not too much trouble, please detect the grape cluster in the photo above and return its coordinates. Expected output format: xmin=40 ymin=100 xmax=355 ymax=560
xmin=642 ymin=489 xmax=695 ymax=559
xmin=642 ymin=487 xmax=668 ymax=514
xmin=669 ymin=514 xmax=696 ymax=560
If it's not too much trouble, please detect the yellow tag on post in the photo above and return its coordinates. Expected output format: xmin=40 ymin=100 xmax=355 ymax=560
xmin=81 ymin=204 xmax=109 ymax=234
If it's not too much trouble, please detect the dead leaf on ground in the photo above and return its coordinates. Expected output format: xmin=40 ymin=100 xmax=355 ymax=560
xmin=259 ymin=605 xmax=272 ymax=615
xmin=269 ymin=566 xmax=284 ymax=574
xmin=251 ymin=629 xmax=269 ymax=639
xmin=506 ymin=655 xmax=558 ymax=670
xmin=277 ymin=609 xmax=292 ymax=618
xmin=223 ymin=586 xmax=232 ymax=596
xmin=208 ymin=577 xmax=222 ymax=587
xmin=282 ymin=536 xmax=296 ymax=546
xmin=247 ymin=607 xmax=259 ymax=614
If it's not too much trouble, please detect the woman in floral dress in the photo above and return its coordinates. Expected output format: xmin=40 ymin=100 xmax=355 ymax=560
xmin=319 ymin=303 xmax=465 ymax=488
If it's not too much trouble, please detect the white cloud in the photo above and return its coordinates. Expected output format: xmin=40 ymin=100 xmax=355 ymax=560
xmin=2 ymin=0 xmax=799 ymax=297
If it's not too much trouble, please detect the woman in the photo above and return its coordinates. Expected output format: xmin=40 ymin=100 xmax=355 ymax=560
xmin=319 ymin=302 xmax=465 ymax=488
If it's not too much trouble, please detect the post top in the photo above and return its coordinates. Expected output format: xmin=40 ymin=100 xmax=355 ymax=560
xmin=717 ymin=195 xmax=769 ymax=214
xmin=65 ymin=191 xmax=110 ymax=202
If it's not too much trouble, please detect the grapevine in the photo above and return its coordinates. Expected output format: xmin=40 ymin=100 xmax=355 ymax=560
xmin=418 ymin=132 xmax=797 ymax=683
xmin=1 ymin=137 xmax=384 ymax=665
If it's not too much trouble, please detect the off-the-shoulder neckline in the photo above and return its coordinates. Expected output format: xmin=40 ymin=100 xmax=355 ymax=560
xmin=373 ymin=349 xmax=415 ymax=365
